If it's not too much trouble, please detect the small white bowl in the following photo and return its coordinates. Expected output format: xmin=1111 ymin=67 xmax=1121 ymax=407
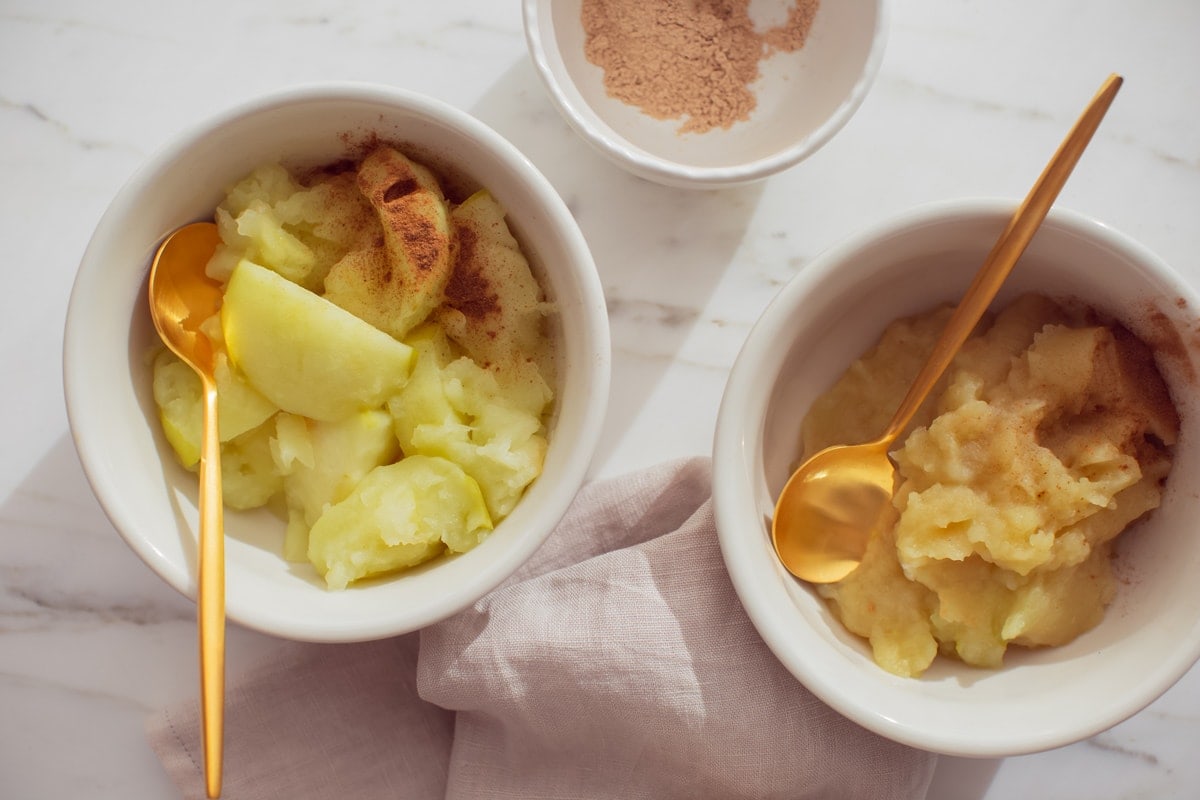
xmin=524 ymin=0 xmax=889 ymax=188
xmin=713 ymin=199 xmax=1200 ymax=757
xmin=64 ymin=83 xmax=611 ymax=643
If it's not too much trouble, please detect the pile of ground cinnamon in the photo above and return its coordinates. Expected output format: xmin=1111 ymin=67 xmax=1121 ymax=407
xmin=582 ymin=0 xmax=820 ymax=134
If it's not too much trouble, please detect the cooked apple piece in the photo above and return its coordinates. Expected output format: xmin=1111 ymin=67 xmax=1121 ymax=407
xmin=207 ymin=165 xmax=379 ymax=291
xmin=307 ymin=454 xmax=492 ymax=590
xmin=219 ymin=421 xmax=284 ymax=510
xmin=205 ymin=163 xmax=314 ymax=285
xmin=151 ymin=347 xmax=278 ymax=468
xmin=387 ymin=325 xmax=549 ymax=520
xmin=436 ymin=189 xmax=555 ymax=400
xmin=273 ymin=409 xmax=401 ymax=562
xmin=323 ymin=146 xmax=452 ymax=340
xmin=269 ymin=411 xmax=314 ymax=475
xmin=387 ymin=325 xmax=461 ymax=447
xmin=272 ymin=171 xmax=379 ymax=292
xmin=221 ymin=259 xmax=414 ymax=421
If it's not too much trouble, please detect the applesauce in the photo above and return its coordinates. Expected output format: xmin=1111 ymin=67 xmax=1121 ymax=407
xmin=803 ymin=293 xmax=1178 ymax=677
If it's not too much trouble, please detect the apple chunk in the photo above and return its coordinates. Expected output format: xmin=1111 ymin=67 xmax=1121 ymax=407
xmin=388 ymin=325 xmax=549 ymax=520
xmin=274 ymin=409 xmax=401 ymax=562
xmin=152 ymin=347 xmax=278 ymax=468
xmin=221 ymin=259 xmax=414 ymax=421
xmin=307 ymin=454 xmax=493 ymax=590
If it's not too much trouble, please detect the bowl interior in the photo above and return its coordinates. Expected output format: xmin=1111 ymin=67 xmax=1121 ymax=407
xmin=714 ymin=201 xmax=1200 ymax=756
xmin=64 ymin=86 xmax=609 ymax=642
xmin=527 ymin=0 xmax=887 ymax=183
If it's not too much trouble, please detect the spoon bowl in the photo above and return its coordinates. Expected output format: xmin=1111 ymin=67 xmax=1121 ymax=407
xmin=148 ymin=223 xmax=223 ymax=376
xmin=147 ymin=221 xmax=225 ymax=799
xmin=771 ymin=440 xmax=894 ymax=583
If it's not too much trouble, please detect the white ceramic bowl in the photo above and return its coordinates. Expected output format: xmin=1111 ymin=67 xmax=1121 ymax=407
xmin=713 ymin=199 xmax=1200 ymax=757
xmin=64 ymin=83 xmax=611 ymax=643
xmin=524 ymin=0 xmax=889 ymax=188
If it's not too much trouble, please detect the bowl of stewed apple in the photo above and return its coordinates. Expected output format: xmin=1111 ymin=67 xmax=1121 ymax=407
xmin=63 ymin=83 xmax=611 ymax=642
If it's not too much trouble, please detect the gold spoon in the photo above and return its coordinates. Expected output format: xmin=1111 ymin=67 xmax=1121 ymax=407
xmin=771 ymin=74 xmax=1124 ymax=584
xmin=147 ymin=221 xmax=225 ymax=798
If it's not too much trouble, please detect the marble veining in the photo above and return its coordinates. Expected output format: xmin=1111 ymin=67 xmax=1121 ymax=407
xmin=3 ymin=1 xmax=1199 ymax=798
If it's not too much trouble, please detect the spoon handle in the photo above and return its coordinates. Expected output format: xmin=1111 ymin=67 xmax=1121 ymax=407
xmin=881 ymin=73 xmax=1123 ymax=443
xmin=197 ymin=376 xmax=225 ymax=798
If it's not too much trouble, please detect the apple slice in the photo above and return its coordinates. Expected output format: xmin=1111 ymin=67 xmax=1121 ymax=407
xmin=221 ymin=258 xmax=414 ymax=421
xmin=436 ymin=189 xmax=552 ymax=392
xmin=323 ymin=146 xmax=453 ymax=340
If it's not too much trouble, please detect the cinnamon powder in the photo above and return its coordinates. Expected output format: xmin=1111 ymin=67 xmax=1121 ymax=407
xmin=581 ymin=0 xmax=821 ymax=134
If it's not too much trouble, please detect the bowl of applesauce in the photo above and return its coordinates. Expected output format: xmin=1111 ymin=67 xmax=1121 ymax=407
xmin=713 ymin=198 xmax=1200 ymax=756
xmin=64 ymin=84 xmax=611 ymax=642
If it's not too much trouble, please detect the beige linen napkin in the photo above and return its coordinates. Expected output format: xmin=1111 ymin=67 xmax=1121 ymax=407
xmin=148 ymin=457 xmax=937 ymax=799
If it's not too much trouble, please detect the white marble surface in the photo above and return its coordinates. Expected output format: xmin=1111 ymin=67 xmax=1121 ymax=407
xmin=2 ymin=0 xmax=1198 ymax=797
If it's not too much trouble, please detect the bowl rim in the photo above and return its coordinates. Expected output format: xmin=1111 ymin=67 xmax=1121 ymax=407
xmin=712 ymin=197 xmax=1200 ymax=756
xmin=63 ymin=81 xmax=612 ymax=641
xmin=522 ymin=0 xmax=892 ymax=187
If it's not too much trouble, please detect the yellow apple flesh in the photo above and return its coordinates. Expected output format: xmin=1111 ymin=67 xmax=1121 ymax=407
xmin=221 ymin=259 xmax=414 ymax=422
